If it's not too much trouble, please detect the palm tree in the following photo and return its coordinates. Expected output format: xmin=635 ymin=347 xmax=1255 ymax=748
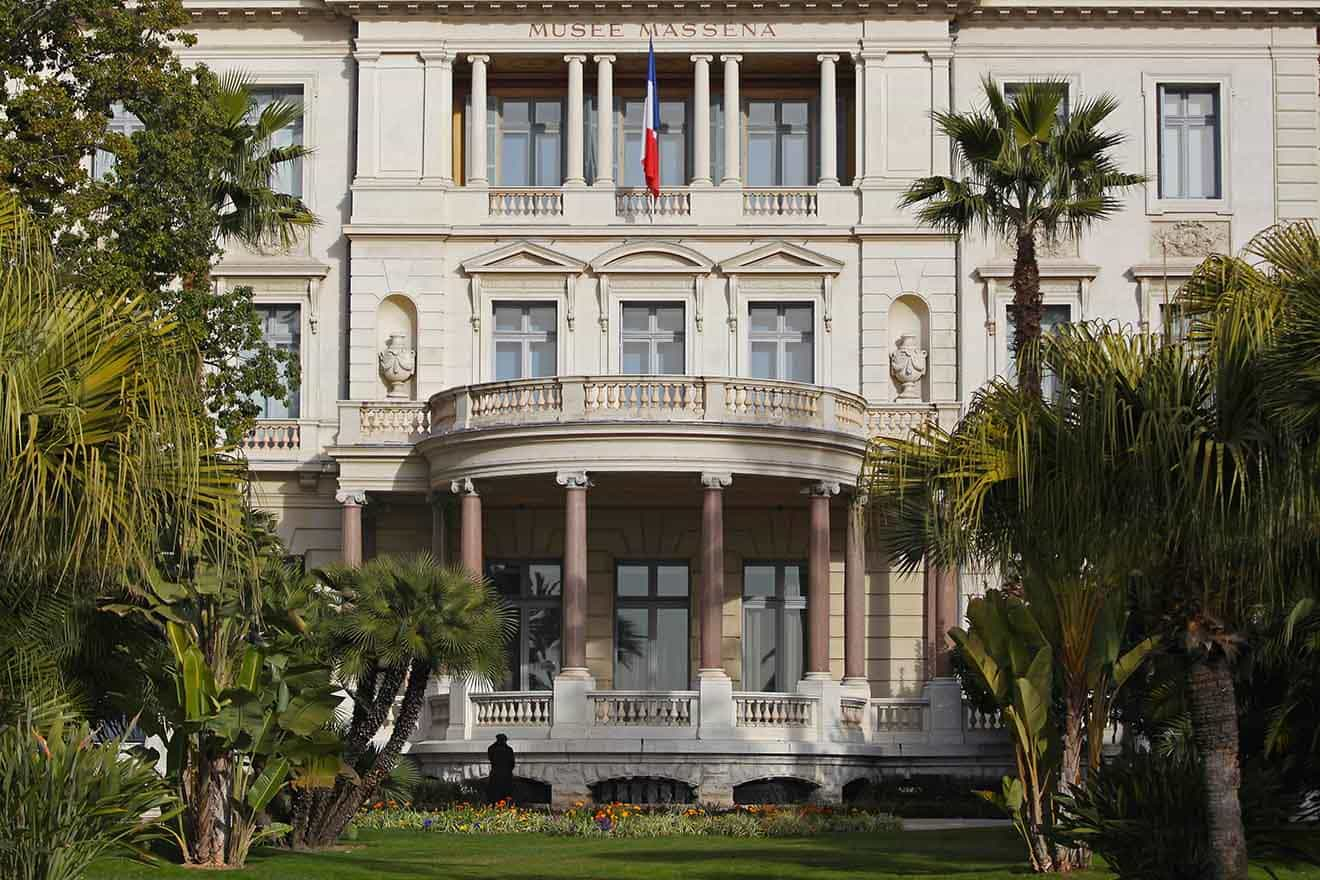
xmin=0 ymin=189 xmax=243 ymax=588
xmin=899 ymin=78 xmax=1144 ymax=395
xmin=291 ymin=553 xmax=512 ymax=848
xmin=210 ymin=71 xmax=316 ymax=252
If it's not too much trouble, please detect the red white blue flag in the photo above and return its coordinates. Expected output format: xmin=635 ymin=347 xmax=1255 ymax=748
xmin=641 ymin=39 xmax=661 ymax=198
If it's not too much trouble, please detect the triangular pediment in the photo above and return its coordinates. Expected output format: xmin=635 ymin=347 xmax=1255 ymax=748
xmin=719 ymin=242 xmax=844 ymax=275
xmin=590 ymin=240 xmax=714 ymax=274
xmin=461 ymin=241 xmax=586 ymax=274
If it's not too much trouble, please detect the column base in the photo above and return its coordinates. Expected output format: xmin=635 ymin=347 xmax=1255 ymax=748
xmin=592 ymin=179 xmax=616 ymax=189
xmin=697 ymin=669 xmax=734 ymax=740
xmin=690 ymin=177 xmax=714 ymax=188
xmin=840 ymin=676 xmax=870 ymax=692
xmin=817 ymin=177 xmax=840 ymax=187
xmin=550 ymin=669 xmax=597 ymax=739
xmin=720 ymin=178 xmax=742 ymax=188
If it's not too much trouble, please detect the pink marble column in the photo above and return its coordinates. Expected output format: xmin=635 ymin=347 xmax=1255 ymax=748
xmin=925 ymin=564 xmax=959 ymax=678
xmin=806 ymin=481 xmax=839 ymax=678
xmin=558 ymin=470 xmax=591 ymax=673
xmin=428 ymin=491 xmax=447 ymax=564
xmin=451 ymin=478 xmax=482 ymax=577
xmin=336 ymin=489 xmax=366 ymax=567
xmin=843 ymin=492 xmax=867 ymax=687
xmin=699 ymin=473 xmax=732 ymax=675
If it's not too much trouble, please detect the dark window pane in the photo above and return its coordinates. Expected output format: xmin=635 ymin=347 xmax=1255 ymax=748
xmin=617 ymin=564 xmax=649 ymax=597
xmin=615 ymin=607 xmax=650 ymax=690
xmin=656 ymin=608 xmax=689 ymax=690
xmin=657 ymin=565 xmax=688 ymax=597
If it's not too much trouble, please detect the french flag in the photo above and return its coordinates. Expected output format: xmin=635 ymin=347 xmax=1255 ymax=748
xmin=640 ymin=39 xmax=661 ymax=198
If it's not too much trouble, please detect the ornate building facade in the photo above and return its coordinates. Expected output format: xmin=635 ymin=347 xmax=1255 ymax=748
xmin=185 ymin=0 xmax=1319 ymax=804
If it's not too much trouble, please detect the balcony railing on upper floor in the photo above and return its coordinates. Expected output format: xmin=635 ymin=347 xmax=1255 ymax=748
xmin=615 ymin=188 xmax=692 ymax=218
xmin=742 ymin=187 xmax=819 ymax=218
xmin=488 ymin=187 xmax=564 ymax=218
xmin=239 ymin=419 xmax=302 ymax=459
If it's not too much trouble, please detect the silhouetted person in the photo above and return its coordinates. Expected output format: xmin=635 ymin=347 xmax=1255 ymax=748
xmin=486 ymin=733 xmax=515 ymax=805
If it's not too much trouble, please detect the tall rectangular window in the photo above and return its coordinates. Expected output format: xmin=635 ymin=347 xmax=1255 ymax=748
xmin=487 ymin=561 xmax=562 ymax=691
xmin=746 ymin=99 xmax=813 ymax=187
xmin=620 ymin=303 xmax=685 ymax=374
xmin=247 ymin=86 xmax=305 ymax=198
xmin=1007 ymin=303 xmax=1072 ymax=399
xmin=93 ymin=102 xmax=145 ymax=181
xmin=1002 ymin=81 xmax=1070 ymax=128
xmin=493 ymin=302 xmax=557 ymax=381
xmin=492 ymin=98 xmax=563 ymax=187
xmin=620 ymin=98 xmax=688 ymax=187
xmin=1158 ymin=85 xmax=1221 ymax=200
xmin=250 ymin=305 xmax=300 ymax=419
xmin=742 ymin=563 xmax=806 ymax=693
xmin=615 ymin=562 xmax=690 ymax=691
xmin=748 ymin=303 xmax=814 ymax=383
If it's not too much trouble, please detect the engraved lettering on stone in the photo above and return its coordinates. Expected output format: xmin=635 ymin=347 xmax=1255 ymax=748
xmin=528 ymin=22 xmax=776 ymax=39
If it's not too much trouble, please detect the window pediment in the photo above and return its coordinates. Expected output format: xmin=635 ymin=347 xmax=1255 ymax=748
xmin=719 ymin=242 xmax=843 ymax=275
xmin=590 ymin=240 xmax=713 ymax=274
xmin=461 ymin=241 xmax=586 ymax=275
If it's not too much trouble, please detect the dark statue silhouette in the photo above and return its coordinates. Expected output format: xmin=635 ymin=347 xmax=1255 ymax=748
xmin=487 ymin=734 xmax=515 ymax=804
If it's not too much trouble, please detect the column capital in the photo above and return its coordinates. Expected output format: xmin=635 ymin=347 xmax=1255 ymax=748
xmin=924 ymin=48 xmax=955 ymax=63
xmin=420 ymin=49 xmax=453 ymax=65
xmin=816 ymin=53 xmax=840 ymax=63
xmin=690 ymin=54 xmax=713 ymax=63
xmin=336 ymin=489 xmax=368 ymax=506
xmin=804 ymin=481 xmax=841 ymax=498
xmin=593 ymin=54 xmax=616 ymax=64
xmin=700 ymin=472 xmax=733 ymax=490
xmin=556 ymin=470 xmax=592 ymax=489
xmin=467 ymin=54 xmax=491 ymax=65
xmin=563 ymin=54 xmax=587 ymax=64
xmin=720 ymin=54 xmax=742 ymax=63
xmin=450 ymin=477 xmax=479 ymax=497
xmin=354 ymin=50 xmax=382 ymax=63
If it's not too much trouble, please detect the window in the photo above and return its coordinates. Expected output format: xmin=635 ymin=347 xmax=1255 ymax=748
xmin=93 ymin=102 xmax=145 ymax=181
xmin=1007 ymin=303 xmax=1072 ymax=398
xmin=491 ymin=98 xmax=563 ymax=186
xmin=746 ymin=99 xmax=813 ymax=187
xmin=620 ymin=99 xmax=688 ymax=187
xmin=748 ymin=303 xmax=813 ymax=383
xmin=487 ymin=561 xmax=562 ymax=691
xmin=615 ymin=562 xmax=690 ymax=691
xmin=493 ymin=302 xmax=557 ymax=381
xmin=1002 ymin=81 xmax=1070 ymax=128
xmin=1158 ymin=86 xmax=1221 ymax=200
xmin=621 ymin=303 xmax=685 ymax=374
xmin=247 ymin=87 xmax=305 ymax=198
xmin=249 ymin=305 xmax=301 ymax=419
xmin=742 ymin=563 xmax=806 ymax=692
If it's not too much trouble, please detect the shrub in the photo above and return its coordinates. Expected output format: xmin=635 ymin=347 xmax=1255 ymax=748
xmin=410 ymin=777 xmax=474 ymax=809
xmin=0 ymin=711 xmax=176 ymax=880
xmin=1055 ymin=750 xmax=1211 ymax=880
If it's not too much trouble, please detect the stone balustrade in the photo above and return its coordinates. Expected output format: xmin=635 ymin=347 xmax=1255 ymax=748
xmin=428 ymin=375 xmax=874 ymax=438
xmin=488 ymin=187 xmax=564 ymax=218
xmin=241 ymin=419 xmax=302 ymax=457
xmin=872 ymin=697 xmax=929 ymax=734
xmin=472 ymin=692 xmax=553 ymax=727
xmin=615 ymin=188 xmax=692 ymax=218
xmin=590 ymin=691 xmax=697 ymax=727
xmin=733 ymin=692 xmax=815 ymax=728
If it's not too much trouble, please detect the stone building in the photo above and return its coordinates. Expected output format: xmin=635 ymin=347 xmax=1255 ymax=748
xmin=180 ymin=0 xmax=1319 ymax=804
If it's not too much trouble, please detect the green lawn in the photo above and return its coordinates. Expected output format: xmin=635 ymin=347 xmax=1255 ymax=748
xmin=86 ymin=828 xmax=1320 ymax=880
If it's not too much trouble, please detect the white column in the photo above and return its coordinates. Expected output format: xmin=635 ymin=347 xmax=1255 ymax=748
xmin=422 ymin=51 xmax=454 ymax=183
xmin=468 ymin=55 xmax=490 ymax=186
xmin=565 ymin=54 xmax=586 ymax=186
xmin=818 ymin=54 xmax=839 ymax=186
xmin=928 ymin=50 xmax=953 ymax=178
xmin=691 ymin=55 xmax=713 ymax=187
xmin=720 ymin=54 xmax=741 ymax=187
xmin=853 ymin=54 xmax=866 ymax=184
xmin=355 ymin=51 xmax=381 ymax=179
xmin=864 ymin=51 xmax=885 ymax=182
xmin=594 ymin=55 xmax=615 ymax=187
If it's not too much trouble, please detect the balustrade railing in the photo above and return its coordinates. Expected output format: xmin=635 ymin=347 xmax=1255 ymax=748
xmin=583 ymin=377 xmax=705 ymax=419
xmin=472 ymin=692 xmax=553 ymax=727
xmin=723 ymin=379 xmax=821 ymax=425
xmin=742 ymin=188 xmax=819 ymax=218
xmin=615 ymin=189 xmax=692 ymax=218
xmin=359 ymin=403 xmax=431 ymax=442
xmin=488 ymin=188 xmax=564 ymax=218
xmin=734 ymin=693 xmax=815 ymax=728
xmin=872 ymin=698 xmax=929 ymax=734
xmin=241 ymin=420 xmax=301 ymax=454
xmin=468 ymin=379 xmax=562 ymax=426
xmin=840 ymin=697 xmax=867 ymax=727
xmin=964 ymin=704 xmax=1006 ymax=733
xmin=590 ymin=691 xmax=696 ymax=727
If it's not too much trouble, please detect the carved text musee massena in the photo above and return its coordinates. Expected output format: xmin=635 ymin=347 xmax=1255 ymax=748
xmin=528 ymin=22 xmax=779 ymax=39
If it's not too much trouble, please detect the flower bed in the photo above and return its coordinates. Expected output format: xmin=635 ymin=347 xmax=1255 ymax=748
xmin=353 ymin=800 xmax=901 ymax=838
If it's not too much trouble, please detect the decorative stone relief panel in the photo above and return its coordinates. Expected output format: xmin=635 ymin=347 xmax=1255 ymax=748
xmin=1149 ymin=219 xmax=1230 ymax=259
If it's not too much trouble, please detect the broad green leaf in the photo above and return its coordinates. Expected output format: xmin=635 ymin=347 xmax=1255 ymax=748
xmin=246 ymin=758 xmax=289 ymax=811
xmin=236 ymin=647 xmax=263 ymax=693
xmin=279 ymin=694 xmax=338 ymax=737
xmin=180 ymin=645 xmax=213 ymax=722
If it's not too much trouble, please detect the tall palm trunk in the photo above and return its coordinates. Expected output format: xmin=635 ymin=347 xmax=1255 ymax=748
xmin=1187 ymin=652 xmax=1249 ymax=880
xmin=1011 ymin=230 xmax=1044 ymax=396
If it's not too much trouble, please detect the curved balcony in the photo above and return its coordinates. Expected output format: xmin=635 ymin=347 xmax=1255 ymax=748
xmin=418 ymin=375 xmax=871 ymax=486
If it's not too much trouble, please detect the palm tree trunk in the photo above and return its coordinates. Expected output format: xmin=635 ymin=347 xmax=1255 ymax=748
xmin=1188 ymin=652 xmax=1249 ymax=880
xmin=1011 ymin=230 xmax=1044 ymax=396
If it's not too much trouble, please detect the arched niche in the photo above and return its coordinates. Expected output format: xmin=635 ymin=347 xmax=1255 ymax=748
xmin=888 ymin=293 xmax=930 ymax=402
xmin=376 ymin=293 xmax=418 ymax=400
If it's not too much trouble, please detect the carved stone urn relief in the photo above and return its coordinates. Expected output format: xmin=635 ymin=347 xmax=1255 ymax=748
xmin=378 ymin=331 xmax=416 ymax=399
xmin=890 ymin=334 xmax=928 ymax=401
